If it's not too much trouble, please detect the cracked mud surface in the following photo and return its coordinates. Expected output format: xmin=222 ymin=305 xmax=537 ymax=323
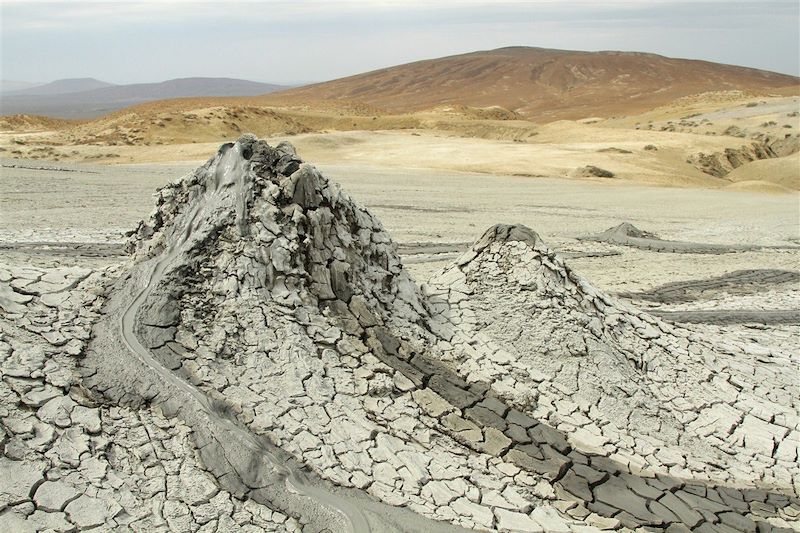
xmin=2 ymin=137 xmax=798 ymax=532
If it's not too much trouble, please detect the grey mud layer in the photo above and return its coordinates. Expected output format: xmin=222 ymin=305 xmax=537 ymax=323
xmin=75 ymin=136 xmax=797 ymax=532
xmin=417 ymin=226 xmax=798 ymax=530
xmin=363 ymin=323 xmax=798 ymax=531
xmin=648 ymin=309 xmax=800 ymax=325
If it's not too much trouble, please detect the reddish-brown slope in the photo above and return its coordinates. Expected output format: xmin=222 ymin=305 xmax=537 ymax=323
xmin=261 ymin=47 xmax=800 ymax=121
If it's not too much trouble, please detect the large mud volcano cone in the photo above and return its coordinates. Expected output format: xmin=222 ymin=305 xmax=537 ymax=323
xmin=126 ymin=134 xmax=426 ymax=338
xmin=84 ymin=135 xmax=464 ymax=533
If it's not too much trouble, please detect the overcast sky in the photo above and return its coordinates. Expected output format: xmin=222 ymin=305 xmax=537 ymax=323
xmin=2 ymin=1 xmax=798 ymax=85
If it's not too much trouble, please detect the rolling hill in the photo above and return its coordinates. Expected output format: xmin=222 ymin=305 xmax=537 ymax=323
xmin=2 ymin=46 xmax=797 ymax=195
xmin=3 ymin=77 xmax=115 ymax=96
xmin=263 ymin=46 xmax=800 ymax=121
xmin=0 ymin=77 xmax=289 ymax=118
xmin=0 ymin=80 xmax=44 ymax=93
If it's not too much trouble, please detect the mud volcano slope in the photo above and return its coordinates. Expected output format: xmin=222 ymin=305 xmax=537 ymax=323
xmin=82 ymin=135 xmax=799 ymax=532
xmin=580 ymin=223 xmax=800 ymax=254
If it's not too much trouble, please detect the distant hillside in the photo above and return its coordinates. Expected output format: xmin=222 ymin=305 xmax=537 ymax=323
xmin=263 ymin=47 xmax=800 ymax=121
xmin=5 ymin=78 xmax=115 ymax=96
xmin=0 ymin=80 xmax=43 ymax=93
xmin=0 ymin=77 xmax=289 ymax=118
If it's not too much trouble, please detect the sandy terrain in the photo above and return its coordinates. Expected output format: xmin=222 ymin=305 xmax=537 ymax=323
xmin=2 ymin=92 xmax=798 ymax=193
xmin=0 ymin=124 xmax=788 ymax=187
xmin=726 ymin=153 xmax=800 ymax=190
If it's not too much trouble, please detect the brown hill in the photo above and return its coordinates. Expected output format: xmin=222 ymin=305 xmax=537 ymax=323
xmin=0 ymin=114 xmax=81 ymax=132
xmin=262 ymin=47 xmax=800 ymax=121
xmin=0 ymin=78 xmax=289 ymax=119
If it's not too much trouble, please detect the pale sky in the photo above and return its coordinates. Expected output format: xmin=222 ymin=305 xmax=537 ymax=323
xmin=1 ymin=0 xmax=798 ymax=85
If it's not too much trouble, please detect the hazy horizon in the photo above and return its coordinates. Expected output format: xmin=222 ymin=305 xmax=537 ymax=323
xmin=2 ymin=1 xmax=799 ymax=87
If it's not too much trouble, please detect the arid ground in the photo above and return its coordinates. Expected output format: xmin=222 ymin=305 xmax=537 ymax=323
xmin=1 ymin=47 xmax=799 ymax=533
xmin=2 ymin=87 xmax=799 ymax=327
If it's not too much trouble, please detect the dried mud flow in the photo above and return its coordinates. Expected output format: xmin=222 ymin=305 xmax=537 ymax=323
xmin=648 ymin=309 xmax=800 ymax=325
xmin=580 ymin=223 xmax=800 ymax=254
xmin=1 ymin=136 xmax=798 ymax=533
xmin=0 ymin=242 xmax=127 ymax=259
xmin=621 ymin=270 xmax=800 ymax=304
xmin=621 ymin=269 xmax=800 ymax=325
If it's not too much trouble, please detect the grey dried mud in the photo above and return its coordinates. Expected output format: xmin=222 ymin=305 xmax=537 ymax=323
xmin=581 ymin=222 xmax=799 ymax=254
xmin=14 ymin=135 xmax=790 ymax=532
xmin=621 ymin=269 xmax=800 ymax=303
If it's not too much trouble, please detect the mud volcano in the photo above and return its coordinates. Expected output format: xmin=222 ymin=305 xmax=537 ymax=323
xmin=3 ymin=135 xmax=797 ymax=532
xmin=580 ymin=222 xmax=799 ymax=254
